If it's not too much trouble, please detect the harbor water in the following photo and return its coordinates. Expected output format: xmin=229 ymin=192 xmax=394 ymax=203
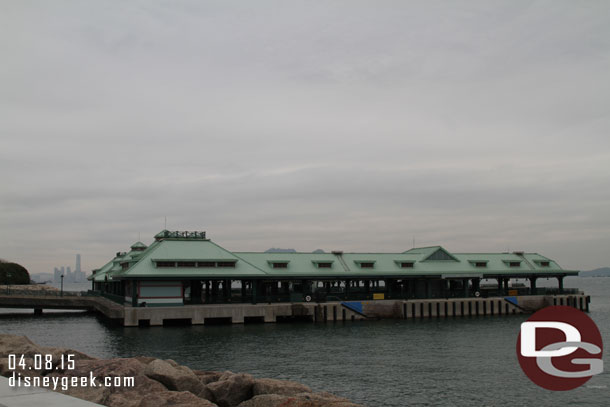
xmin=1 ymin=277 xmax=608 ymax=406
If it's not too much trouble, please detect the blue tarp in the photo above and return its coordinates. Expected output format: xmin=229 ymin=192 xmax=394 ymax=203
xmin=504 ymin=296 xmax=518 ymax=306
xmin=341 ymin=301 xmax=365 ymax=315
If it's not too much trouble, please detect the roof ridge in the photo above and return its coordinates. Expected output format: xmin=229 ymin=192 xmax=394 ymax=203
xmin=208 ymin=240 xmax=271 ymax=275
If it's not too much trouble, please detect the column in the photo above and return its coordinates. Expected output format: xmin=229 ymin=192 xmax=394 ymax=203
xmin=252 ymin=280 xmax=258 ymax=304
xmin=530 ymin=277 xmax=538 ymax=295
xmin=131 ymin=281 xmax=138 ymax=307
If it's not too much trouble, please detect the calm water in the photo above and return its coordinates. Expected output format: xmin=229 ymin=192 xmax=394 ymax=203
xmin=1 ymin=277 xmax=608 ymax=406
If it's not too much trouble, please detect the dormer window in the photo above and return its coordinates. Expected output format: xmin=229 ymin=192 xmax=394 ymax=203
xmin=156 ymin=261 xmax=176 ymax=268
xmin=509 ymin=261 xmax=520 ymax=268
xmin=312 ymin=260 xmax=333 ymax=269
xmin=357 ymin=262 xmax=375 ymax=269
xmin=268 ymin=260 xmax=289 ymax=269
xmin=469 ymin=260 xmax=488 ymax=268
xmin=540 ymin=261 xmax=550 ymax=267
xmin=272 ymin=262 xmax=288 ymax=269
xmin=197 ymin=262 xmax=215 ymax=268
xmin=400 ymin=262 xmax=414 ymax=268
xmin=217 ymin=261 xmax=236 ymax=268
xmin=177 ymin=261 xmax=196 ymax=268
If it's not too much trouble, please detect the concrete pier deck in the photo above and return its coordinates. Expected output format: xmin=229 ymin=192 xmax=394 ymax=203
xmin=0 ymin=293 xmax=590 ymax=327
xmin=122 ymin=293 xmax=589 ymax=327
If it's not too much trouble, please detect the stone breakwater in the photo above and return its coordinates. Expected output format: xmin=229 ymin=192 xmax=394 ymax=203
xmin=0 ymin=334 xmax=362 ymax=407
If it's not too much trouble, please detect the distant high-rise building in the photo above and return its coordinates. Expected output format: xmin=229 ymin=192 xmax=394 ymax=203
xmin=53 ymin=267 xmax=62 ymax=283
xmin=52 ymin=255 xmax=86 ymax=284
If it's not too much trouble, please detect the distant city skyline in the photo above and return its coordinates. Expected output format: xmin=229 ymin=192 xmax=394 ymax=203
xmin=1 ymin=1 xmax=609 ymax=273
xmin=31 ymin=254 xmax=87 ymax=283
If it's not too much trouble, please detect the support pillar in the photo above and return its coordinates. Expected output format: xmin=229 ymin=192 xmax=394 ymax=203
xmin=252 ymin=280 xmax=258 ymax=304
xmin=557 ymin=276 xmax=564 ymax=294
xmin=224 ymin=279 xmax=231 ymax=302
xmin=131 ymin=281 xmax=138 ymax=307
xmin=530 ymin=277 xmax=538 ymax=295
xmin=473 ymin=278 xmax=480 ymax=294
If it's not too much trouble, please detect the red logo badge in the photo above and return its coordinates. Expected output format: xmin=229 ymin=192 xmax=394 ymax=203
xmin=516 ymin=306 xmax=603 ymax=390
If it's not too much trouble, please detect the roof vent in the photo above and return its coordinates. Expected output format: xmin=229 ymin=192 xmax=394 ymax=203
xmin=513 ymin=251 xmax=525 ymax=256
xmin=331 ymin=250 xmax=344 ymax=255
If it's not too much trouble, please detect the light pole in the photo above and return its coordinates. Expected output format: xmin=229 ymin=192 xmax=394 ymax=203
xmin=60 ymin=274 xmax=64 ymax=297
xmin=6 ymin=272 xmax=10 ymax=294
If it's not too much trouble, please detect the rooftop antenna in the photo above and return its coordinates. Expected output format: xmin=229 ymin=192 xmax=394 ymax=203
xmin=138 ymin=232 xmax=141 ymax=241
xmin=164 ymin=216 xmax=167 ymax=229
xmin=413 ymin=237 xmax=415 ymax=248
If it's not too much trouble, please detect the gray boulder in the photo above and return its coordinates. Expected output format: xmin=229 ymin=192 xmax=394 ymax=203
xmin=144 ymin=358 xmax=204 ymax=394
xmin=206 ymin=373 xmax=255 ymax=407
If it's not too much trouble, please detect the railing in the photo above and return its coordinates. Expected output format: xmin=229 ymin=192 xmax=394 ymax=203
xmin=0 ymin=287 xmax=91 ymax=297
xmin=99 ymin=292 xmax=126 ymax=305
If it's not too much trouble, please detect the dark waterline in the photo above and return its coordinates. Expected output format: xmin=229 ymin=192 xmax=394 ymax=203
xmin=1 ymin=277 xmax=608 ymax=406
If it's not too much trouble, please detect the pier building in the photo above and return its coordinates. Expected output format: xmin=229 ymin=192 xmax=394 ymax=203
xmin=89 ymin=230 xmax=578 ymax=308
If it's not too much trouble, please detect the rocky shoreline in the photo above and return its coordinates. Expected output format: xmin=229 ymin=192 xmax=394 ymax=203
xmin=0 ymin=334 xmax=362 ymax=407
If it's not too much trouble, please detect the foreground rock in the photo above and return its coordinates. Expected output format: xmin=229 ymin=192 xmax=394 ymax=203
xmin=0 ymin=334 xmax=363 ymax=407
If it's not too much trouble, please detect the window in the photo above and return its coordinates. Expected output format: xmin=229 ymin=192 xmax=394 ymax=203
xmin=177 ymin=261 xmax=196 ymax=268
xmin=197 ymin=262 xmax=215 ymax=268
xmin=272 ymin=262 xmax=288 ymax=269
xmin=400 ymin=262 xmax=414 ymax=268
xmin=540 ymin=261 xmax=550 ymax=267
xmin=474 ymin=262 xmax=487 ymax=268
xmin=359 ymin=262 xmax=374 ymax=269
xmin=156 ymin=261 xmax=176 ymax=268
xmin=317 ymin=262 xmax=332 ymax=268
xmin=509 ymin=261 xmax=521 ymax=268
xmin=121 ymin=263 xmax=129 ymax=270
xmin=217 ymin=261 xmax=236 ymax=268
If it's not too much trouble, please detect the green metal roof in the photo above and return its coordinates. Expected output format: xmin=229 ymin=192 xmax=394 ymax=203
xmin=94 ymin=231 xmax=578 ymax=281
xmin=130 ymin=241 xmax=148 ymax=250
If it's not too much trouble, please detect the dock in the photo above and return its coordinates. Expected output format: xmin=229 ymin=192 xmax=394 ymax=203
xmin=0 ymin=292 xmax=590 ymax=327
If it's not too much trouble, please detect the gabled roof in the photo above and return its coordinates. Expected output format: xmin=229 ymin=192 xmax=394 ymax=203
xmin=94 ymin=231 xmax=578 ymax=280
xmin=113 ymin=239 xmax=267 ymax=279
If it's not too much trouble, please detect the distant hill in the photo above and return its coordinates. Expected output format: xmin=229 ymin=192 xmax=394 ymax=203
xmin=265 ymin=248 xmax=297 ymax=253
xmin=580 ymin=267 xmax=610 ymax=277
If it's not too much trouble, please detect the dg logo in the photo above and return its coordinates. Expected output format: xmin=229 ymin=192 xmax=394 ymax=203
xmin=517 ymin=305 xmax=603 ymax=390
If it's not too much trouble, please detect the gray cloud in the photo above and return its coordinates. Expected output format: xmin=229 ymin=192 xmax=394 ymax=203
xmin=1 ymin=0 xmax=609 ymax=274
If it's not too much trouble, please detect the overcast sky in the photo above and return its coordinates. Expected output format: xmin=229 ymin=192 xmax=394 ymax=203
xmin=1 ymin=1 xmax=609 ymax=275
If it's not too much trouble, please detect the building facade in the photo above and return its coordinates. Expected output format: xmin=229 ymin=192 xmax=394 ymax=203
xmin=89 ymin=230 xmax=578 ymax=307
